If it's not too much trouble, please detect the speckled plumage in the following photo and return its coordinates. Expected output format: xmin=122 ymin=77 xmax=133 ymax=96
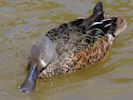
xmin=20 ymin=2 xmax=127 ymax=93
xmin=38 ymin=3 xmax=127 ymax=78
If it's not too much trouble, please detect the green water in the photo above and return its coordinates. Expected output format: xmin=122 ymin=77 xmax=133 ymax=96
xmin=0 ymin=0 xmax=132 ymax=100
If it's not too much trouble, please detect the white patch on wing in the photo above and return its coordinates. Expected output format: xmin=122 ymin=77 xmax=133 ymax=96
xmin=40 ymin=59 xmax=47 ymax=67
xmin=104 ymin=23 xmax=111 ymax=28
xmin=91 ymin=21 xmax=103 ymax=26
xmin=107 ymin=34 xmax=114 ymax=45
xmin=102 ymin=19 xmax=112 ymax=22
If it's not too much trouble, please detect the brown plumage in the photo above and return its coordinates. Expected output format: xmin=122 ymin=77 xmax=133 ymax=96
xmin=20 ymin=2 xmax=127 ymax=93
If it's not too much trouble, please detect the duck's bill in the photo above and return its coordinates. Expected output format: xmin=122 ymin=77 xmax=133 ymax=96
xmin=19 ymin=64 xmax=38 ymax=93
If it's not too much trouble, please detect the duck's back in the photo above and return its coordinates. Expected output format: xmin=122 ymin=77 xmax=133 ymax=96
xmin=46 ymin=19 xmax=111 ymax=58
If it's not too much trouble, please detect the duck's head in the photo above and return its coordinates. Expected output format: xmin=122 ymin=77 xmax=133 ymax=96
xmin=20 ymin=36 xmax=56 ymax=93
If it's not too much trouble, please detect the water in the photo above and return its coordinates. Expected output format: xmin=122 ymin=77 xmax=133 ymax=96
xmin=0 ymin=0 xmax=133 ymax=100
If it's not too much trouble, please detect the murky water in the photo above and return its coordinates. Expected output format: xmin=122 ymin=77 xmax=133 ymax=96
xmin=0 ymin=0 xmax=133 ymax=100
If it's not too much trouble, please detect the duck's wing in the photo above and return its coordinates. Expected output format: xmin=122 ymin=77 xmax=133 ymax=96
xmin=65 ymin=16 xmax=127 ymax=71
xmin=45 ymin=1 xmax=127 ymax=57
xmin=61 ymin=2 xmax=127 ymax=71
xmin=61 ymin=2 xmax=104 ymax=36
xmin=45 ymin=2 xmax=104 ymax=54
xmin=51 ymin=28 xmax=110 ymax=72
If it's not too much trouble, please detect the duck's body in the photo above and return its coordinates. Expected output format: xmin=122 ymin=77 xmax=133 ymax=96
xmin=20 ymin=2 xmax=127 ymax=93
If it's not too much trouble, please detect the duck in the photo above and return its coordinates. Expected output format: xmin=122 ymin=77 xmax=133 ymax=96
xmin=20 ymin=2 xmax=127 ymax=93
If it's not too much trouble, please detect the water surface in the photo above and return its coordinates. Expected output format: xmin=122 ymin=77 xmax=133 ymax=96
xmin=0 ymin=0 xmax=133 ymax=100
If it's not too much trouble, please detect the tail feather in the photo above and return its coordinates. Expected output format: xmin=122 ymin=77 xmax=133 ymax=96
xmin=112 ymin=17 xmax=127 ymax=37
xmin=93 ymin=2 xmax=103 ymax=16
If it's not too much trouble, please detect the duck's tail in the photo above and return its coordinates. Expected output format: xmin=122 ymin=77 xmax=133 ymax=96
xmin=90 ymin=2 xmax=104 ymax=23
xmin=112 ymin=16 xmax=127 ymax=37
xmin=93 ymin=2 xmax=103 ymax=16
xmin=90 ymin=2 xmax=127 ymax=38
